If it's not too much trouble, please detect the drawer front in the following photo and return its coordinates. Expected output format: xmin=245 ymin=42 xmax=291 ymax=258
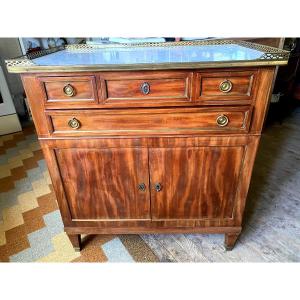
xmin=195 ymin=70 xmax=258 ymax=102
xmin=39 ymin=76 xmax=98 ymax=107
xmin=47 ymin=106 xmax=252 ymax=136
xmin=101 ymin=71 xmax=192 ymax=106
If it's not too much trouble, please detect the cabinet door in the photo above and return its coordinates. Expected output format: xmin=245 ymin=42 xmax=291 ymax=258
xmin=56 ymin=147 xmax=150 ymax=220
xmin=149 ymin=146 xmax=244 ymax=220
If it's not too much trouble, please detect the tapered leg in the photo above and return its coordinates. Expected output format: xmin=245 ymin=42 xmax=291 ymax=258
xmin=67 ymin=234 xmax=81 ymax=251
xmin=224 ymin=233 xmax=240 ymax=251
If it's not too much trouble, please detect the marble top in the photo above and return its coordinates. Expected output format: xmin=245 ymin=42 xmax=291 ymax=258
xmin=6 ymin=41 xmax=289 ymax=72
xmin=33 ymin=44 xmax=265 ymax=66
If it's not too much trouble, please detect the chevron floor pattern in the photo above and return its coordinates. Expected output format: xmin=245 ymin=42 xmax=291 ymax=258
xmin=0 ymin=126 xmax=158 ymax=262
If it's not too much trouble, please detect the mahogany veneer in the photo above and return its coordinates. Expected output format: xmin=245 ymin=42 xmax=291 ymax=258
xmin=21 ymin=66 xmax=275 ymax=251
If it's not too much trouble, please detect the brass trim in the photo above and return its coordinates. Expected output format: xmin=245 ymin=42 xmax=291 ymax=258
xmin=216 ymin=115 xmax=229 ymax=127
xmin=72 ymin=218 xmax=151 ymax=222
xmin=5 ymin=39 xmax=290 ymax=73
xmin=68 ymin=117 xmax=81 ymax=129
xmin=63 ymin=84 xmax=76 ymax=97
xmin=219 ymin=80 xmax=233 ymax=93
xmin=6 ymin=60 xmax=288 ymax=73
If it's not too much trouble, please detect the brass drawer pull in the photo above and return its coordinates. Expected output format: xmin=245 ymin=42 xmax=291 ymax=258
xmin=138 ymin=183 xmax=146 ymax=192
xmin=216 ymin=115 xmax=229 ymax=127
xmin=63 ymin=84 xmax=76 ymax=97
xmin=219 ymin=80 xmax=233 ymax=93
xmin=140 ymin=82 xmax=150 ymax=95
xmin=154 ymin=183 xmax=162 ymax=192
xmin=68 ymin=117 xmax=81 ymax=129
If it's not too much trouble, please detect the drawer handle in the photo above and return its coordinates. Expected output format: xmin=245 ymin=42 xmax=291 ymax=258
xmin=138 ymin=183 xmax=146 ymax=192
xmin=154 ymin=183 xmax=162 ymax=192
xmin=216 ymin=115 xmax=229 ymax=127
xmin=219 ymin=80 xmax=233 ymax=93
xmin=140 ymin=82 xmax=150 ymax=95
xmin=63 ymin=84 xmax=76 ymax=97
xmin=68 ymin=117 xmax=81 ymax=129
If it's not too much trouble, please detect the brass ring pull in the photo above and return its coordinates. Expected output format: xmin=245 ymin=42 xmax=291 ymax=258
xmin=140 ymin=82 xmax=150 ymax=95
xmin=63 ymin=84 xmax=76 ymax=97
xmin=68 ymin=117 xmax=81 ymax=129
xmin=219 ymin=80 xmax=233 ymax=93
xmin=216 ymin=115 xmax=229 ymax=127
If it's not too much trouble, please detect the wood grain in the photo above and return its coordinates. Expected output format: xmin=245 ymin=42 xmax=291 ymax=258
xmin=47 ymin=106 xmax=252 ymax=136
xmin=149 ymin=145 xmax=245 ymax=220
xmin=38 ymin=75 xmax=98 ymax=107
xmin=55 ymin=147 xmax=150 ymax=220
xmin=19 ymin=66 xmax=277 ymax=250
xmin=194 ymin=69 xmax=258 ymax=101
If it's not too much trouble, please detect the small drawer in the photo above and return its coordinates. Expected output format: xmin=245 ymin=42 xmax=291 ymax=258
xmin=100 ymin=71 xmax=192 ymax=106
xmin=47 ymin=106 xmax=252 ymax=137
xmin=39 ymin=76 xmax=98 ymax=108
xmin=195 ymin=70 xmax=258 ymax=102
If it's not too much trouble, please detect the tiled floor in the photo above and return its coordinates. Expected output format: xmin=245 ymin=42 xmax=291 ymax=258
xmin=0 ymin=127 xmax=158 ymax=262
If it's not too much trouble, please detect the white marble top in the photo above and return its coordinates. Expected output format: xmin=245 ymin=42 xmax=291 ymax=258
xmin=32 ymin=44 xmax=265 ymax=66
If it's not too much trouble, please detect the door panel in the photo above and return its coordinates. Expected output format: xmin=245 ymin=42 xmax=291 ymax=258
xmin=149 ymin=146 xmax=244 ymax=220
xmin=55 ymin=147 xmax=150 ymax=220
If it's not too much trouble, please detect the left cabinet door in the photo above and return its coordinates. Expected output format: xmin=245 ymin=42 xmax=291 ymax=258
xmin=55 ymin=147 xmax=150 ymax=220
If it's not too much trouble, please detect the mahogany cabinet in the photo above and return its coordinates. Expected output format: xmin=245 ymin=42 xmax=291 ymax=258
xmin=6 ymin=40 xmax=289 ymax=251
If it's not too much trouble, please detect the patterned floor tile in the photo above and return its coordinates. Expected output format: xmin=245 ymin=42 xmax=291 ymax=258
xmin=102 ymin=238 xmax=135 ymax=262
xmin=18 ymin=191 xmax=39 ymax=213
xmin=43 ymin=210 xmax=64 ymax=238
xmin=1 ymin=205 xmax=24 ymax=231
xmin=1 ymin=224 xmax=30 ymax=260
xmin=10 ymin=227 xmax=54 ymax=262
xmin=0 ymin=125 xmax=159 ymax=262
xmin=38 ymin=232 xmax=80 ymax=262
xmin=23 ymin=207 xmax=45 ymax=234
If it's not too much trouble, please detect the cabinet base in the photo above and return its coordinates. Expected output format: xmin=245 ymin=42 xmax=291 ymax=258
xmin=66 ymin=226 xmax=241 ymax=252
xmin=224 ymin=232 xmax=240 ymax=250
xmin=67 ymin=234 xmax=81 ymax=252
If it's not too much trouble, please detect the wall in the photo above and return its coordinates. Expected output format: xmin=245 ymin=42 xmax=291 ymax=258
xmin=0 ymin=38 xmax=25 ymax=117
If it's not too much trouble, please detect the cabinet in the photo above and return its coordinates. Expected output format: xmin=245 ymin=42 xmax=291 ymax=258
xmin=52 ymin=141 xmax=245 ymax=222
xmin=6 ymin=40 xmax=289 ymax=251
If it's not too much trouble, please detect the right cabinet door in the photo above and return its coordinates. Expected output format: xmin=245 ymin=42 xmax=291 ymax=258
xmin=149 ymin=145 xmax=245 ymax=220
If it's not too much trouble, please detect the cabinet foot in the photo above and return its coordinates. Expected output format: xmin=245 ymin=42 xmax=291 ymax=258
xmin=224 ymin=232 xmax=240 ymax=251
xmin=67 ymin=234 xmax=81 ymax=251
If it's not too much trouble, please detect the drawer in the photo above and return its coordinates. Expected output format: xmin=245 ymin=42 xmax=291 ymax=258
xmin=194 ymin=70 xmax=258 ymax=102
xmin=47 ymin=106 xmax=252 ymax=136
xmin=38 ymin=76 xmax=98 ymax=107
xmin=100 ymin=71 xmax=192 ymax=106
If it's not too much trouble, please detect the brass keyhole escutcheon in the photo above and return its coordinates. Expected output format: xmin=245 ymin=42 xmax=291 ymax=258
xmin=63 ymin=84 xmax=76 ymax=97
xmin=138 ymin=183 xmax=146 ymax=192
xmin=68 ymin=117 xmax=81 ymax=129
xmin=216 ymin=115 xmax=229 ymax=127
xmin=140 ymin=82 xmax=150 ymax=95
xmin=219 ymin=80 xmax=233 ymax=93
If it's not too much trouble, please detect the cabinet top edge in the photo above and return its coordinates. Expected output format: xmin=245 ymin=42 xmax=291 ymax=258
xmin=6 ymin=39 xmax=289 ymax=73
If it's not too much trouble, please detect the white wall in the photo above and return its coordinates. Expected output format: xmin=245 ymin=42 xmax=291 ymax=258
xmin=0 ymin=38 xmax=25 ymax=117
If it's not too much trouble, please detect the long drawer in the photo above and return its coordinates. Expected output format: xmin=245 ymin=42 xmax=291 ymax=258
xmin=46 ymin=106 xmax=252 ymax=136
